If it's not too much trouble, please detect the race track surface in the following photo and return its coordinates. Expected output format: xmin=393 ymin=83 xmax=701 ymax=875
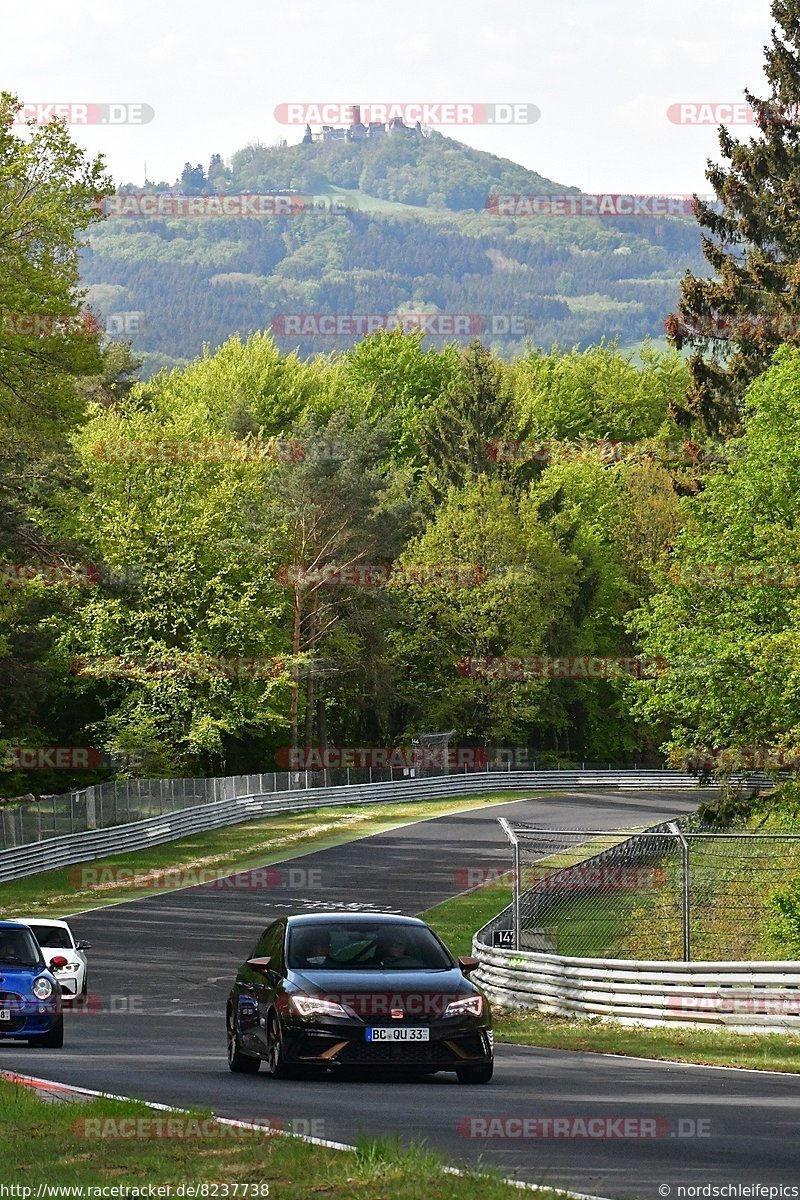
xmin=3 ymin=789 xmax=798 ymax=1199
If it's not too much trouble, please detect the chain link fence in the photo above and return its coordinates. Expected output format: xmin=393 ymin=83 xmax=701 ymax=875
xmin=0 ymin=757 xmax=669 ymax=850
xmin=490 ymin=819 xmax=800 ymax=962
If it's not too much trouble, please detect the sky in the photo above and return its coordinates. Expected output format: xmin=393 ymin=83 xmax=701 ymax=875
xmin=2 ymin=0 xmax=775 ymax=195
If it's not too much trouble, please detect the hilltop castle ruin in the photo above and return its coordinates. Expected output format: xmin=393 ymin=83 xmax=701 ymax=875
xmin=302 ymin=105 xmax=428 ymax=144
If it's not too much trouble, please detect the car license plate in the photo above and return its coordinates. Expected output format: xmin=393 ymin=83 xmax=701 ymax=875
xmin=0 ymin=1009 xmax=10 ymax=1022
xmin=366 ymin=1027 xmax=429 ymax=1042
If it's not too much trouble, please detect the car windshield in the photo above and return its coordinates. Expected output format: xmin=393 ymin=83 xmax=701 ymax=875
xmin=286 ymin=922 xmax=453 ymax=971
xmin=0 ymin=927 xmax=42 ymax=967
xmin=26 ymin=925 xmax=73 ymax=949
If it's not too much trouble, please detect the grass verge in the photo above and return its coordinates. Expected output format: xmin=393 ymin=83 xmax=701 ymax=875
xmin=0 ymin=791 xmax=530 ymax=920
xmin=494 ymin=1010 xmax=800 ymax=1072
xmin=0 ymin=1076 xmax=561 ymax=1197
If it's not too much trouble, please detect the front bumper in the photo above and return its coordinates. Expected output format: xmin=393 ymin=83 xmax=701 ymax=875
xmin=283 ymin=1017 xmax=493 ymax=1069
xmin=0 ymin=1004 xmax=61 ymax=1038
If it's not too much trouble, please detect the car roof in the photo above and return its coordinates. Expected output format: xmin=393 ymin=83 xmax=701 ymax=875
xmin=0 ymin=921 xmax=28 ymax=929
xmin=285 ymin=913 xmax=426 ymax=926
xmin=12 ymin=917 xmax=70 ymax=927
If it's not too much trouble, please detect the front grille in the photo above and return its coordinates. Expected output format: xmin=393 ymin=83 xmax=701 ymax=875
xmin=337 ymin=1039 xmax=455 ymax=1065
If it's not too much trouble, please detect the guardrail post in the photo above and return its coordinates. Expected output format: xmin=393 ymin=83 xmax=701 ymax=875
xmin=668 ymin=821 xmax=691 ymax=961
xmin=498 ymin=817 xmax=521 ymax=950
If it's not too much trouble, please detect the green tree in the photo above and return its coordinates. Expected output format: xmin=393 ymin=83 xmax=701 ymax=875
xmin=261 ymin=412 xmax=413 ymax=754
xmin=388 ymin=476 xmax=575 ymax=745
xmin=0 ymin=92 xmax=112 ymax=798
xmin=667 ymin=0 xmax=800 ymax=434
xmin=631 ymin=347 xmax=800 ymax=773
xmin=421 ymin=340 xmax=517 ymax=502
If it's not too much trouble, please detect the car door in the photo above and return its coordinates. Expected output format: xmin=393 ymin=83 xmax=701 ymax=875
xmin=239 ymin=920 xmax=286 ymax=1054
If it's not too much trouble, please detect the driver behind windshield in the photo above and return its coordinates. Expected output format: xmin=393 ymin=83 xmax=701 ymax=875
xmin=377 ymin=931 xmax=423 ymax=969
xmin=0 ymin=928 xmax=40 ymax=966
xmin=292 ymin=928 xmax=334 ymax=968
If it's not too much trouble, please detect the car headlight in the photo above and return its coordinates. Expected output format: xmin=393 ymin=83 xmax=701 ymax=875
xmin=33 ymin=977 xmax=54 ymax=1000
xmin=443 ymin=995 xmax=484 ymax=1019
xmin=290 ymin=995 xmax=349 ymax=1018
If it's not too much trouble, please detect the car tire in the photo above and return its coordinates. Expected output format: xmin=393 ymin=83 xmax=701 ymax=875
xmin=80 ymin=974 xmax=88 ymax=998
xmin=227 ymin=1010 xmax=260 ymax=1074
xmin=265 ymin=1012 xmax=293 ymax=1079
xmin=28 ymin=1017 xmax=64 ymax=1049
xmin=456 ymin=1061 xmax=493 ymax=1084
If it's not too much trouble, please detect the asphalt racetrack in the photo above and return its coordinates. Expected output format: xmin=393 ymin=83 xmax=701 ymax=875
xmin=3 ymin=789 xmax=799 ymax=1199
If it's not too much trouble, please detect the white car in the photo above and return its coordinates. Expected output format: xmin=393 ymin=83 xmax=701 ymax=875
xmin=13 ymin=918 xmax=90 ymax=1001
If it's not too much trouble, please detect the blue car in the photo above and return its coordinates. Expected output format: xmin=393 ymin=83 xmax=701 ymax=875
xmin=0 ymin=921 xmax=64 ymax=1047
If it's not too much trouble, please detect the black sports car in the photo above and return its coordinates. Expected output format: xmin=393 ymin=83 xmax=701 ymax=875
xmin=226 ymin=912 xmax=493 ymax=1083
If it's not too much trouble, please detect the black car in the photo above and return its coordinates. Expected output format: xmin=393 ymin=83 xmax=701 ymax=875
xmin=226 ymin=912 xmax=493 ymax=1083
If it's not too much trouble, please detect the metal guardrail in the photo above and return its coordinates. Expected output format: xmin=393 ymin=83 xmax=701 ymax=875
xmin=0 ymin=769 xmax=730 ymax=884
xmin=0 ymin=759 xmax=732 ymax=849
xmin=1 ymin=760 xmax=684 ymax=849
xmin=471 ymin=939 xmax=800 ymax=1033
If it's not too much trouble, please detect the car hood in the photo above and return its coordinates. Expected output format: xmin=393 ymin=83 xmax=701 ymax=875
xmin=0 ymin=965 xmax=58 ymax=993
xmin=287 ymin=966 xmax=477 ymax=1016
xmin=40 ymin=947 xmax=81 ymax=962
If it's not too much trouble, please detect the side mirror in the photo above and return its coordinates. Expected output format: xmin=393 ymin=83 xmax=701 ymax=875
xmin=246 ymin=956 xmax=272 ymax=974
xmin=49 ymin=955 xmax=69 ymax=970
xmin=76 ymin=941 xmax=91 ymax=951
xmin=458 ymin=955 xmax=480 ymax=977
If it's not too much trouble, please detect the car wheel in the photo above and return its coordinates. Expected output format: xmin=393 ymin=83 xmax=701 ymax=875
xmin=80 ymin=973 xmax=88 ymax=998
xmin=227 ymin=1010 xmax=260 ymax=1074
xmin=456 ymin=1061 xmax=493 ymax=1084
xmin=265 ymin=1012 xmax=292 ymax=1079
xmin=28 ymin=1018 xmax=64 ymax=1049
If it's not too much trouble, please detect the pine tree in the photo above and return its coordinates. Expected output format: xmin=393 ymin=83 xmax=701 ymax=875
xmin=666 ymin=0 xmax=800 ymax=435
xmin=421 ymin=340 xmax=517 ymax=502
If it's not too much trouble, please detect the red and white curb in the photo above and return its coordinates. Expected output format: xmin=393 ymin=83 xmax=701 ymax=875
xmin=1 ymin=1069 xmax=616 ymax=1200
